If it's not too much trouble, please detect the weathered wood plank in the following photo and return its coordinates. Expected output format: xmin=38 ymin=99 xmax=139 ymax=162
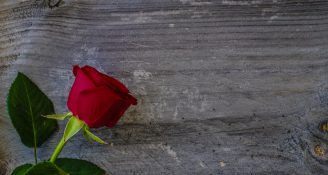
xmin=0 ymin=0 xmax=328 ymax=174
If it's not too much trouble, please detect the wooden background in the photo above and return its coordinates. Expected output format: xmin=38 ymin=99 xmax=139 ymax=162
xmin=1 ymin=0 xmax=328 ymax=174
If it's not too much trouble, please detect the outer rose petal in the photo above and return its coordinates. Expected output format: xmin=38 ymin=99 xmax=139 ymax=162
xmin=81 ymin=65 xmax=129 ymax=94
xmin=105 ymin=101 xmax=131 ymax=128
xmin=67 ymin=66 xmax=96 ymax=115
xmin=114 ymin=92 xmax=137 ymax=106
xmin=73 ymin=65 xmax=79 ymax=76
xmin=76 ymin=86 xmax=133 ymax=128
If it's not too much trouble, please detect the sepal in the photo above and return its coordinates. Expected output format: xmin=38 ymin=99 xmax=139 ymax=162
xmin=63 ymin=116 xmax=84 ymax=142
xmin=42 ymin=112 xmax=72 ymax=120
xmin=83 ymin=125 xmax=107 ymax=144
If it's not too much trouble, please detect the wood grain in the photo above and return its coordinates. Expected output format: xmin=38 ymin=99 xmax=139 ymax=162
xmin=0 ymin=0 xmax=328 ymax=174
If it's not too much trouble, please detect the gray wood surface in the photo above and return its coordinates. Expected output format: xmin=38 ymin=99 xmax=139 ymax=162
xmin=1 ymin=0 xmax=328 ymax=174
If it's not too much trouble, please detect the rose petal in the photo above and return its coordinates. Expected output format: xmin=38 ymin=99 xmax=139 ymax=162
xmin=81 ymin=65 xmax=130 ymax=94
xmin=80 ymin=66 xmax=105 ymax=87
xmin=73 ymin=65 xmax=79 ymax=76
xmin=100 ymin=73 xmax=130 ymax=93
xmin=105 ymin=101 xmax=131 ymax=128
xmin=121 ymin=93 xmax=138 ymax=105
xmin=76 ymin=86 xmax=130 ymax=128
xmin=67 ymin=66 xmax=96 ymax=115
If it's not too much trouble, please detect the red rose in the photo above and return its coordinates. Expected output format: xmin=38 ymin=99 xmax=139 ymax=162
xmin=67 ymin=65 xmax=137 ymax=128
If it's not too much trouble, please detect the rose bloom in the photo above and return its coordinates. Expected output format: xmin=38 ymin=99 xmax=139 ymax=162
xmin=67 ymin=65 xmax=137 ymax=128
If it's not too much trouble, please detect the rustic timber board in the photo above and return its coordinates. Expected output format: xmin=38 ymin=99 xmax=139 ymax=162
xmin=0 ymin=0 xmax=328 ymax=174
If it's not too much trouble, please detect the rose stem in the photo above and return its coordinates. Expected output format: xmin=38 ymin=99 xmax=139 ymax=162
xmin=49 ymin=136 xmax=66 ymax=163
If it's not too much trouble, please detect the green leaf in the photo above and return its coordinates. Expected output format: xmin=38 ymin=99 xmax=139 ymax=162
xmin=54 ymin=165 xmax=69 ymax=175
xmin=11 ymin=164 xmax=33 ymax=175
xmin=83 ymin=126 xmax=107 ymax=144
xmin=63 ymin=116 xmax=84 ymax=142
xmin=25 ymin=162 xmax=68 ymax=175
xmin=42 ymin=112 xmax=72 ymax=120
xmin=56 ymin=158 xmax=105 ymax=175
xmin=7 ymin=73 xmax=58 ymax=148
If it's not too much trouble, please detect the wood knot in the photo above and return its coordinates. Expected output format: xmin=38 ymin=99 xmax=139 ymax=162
xmin=319 ymin=120 xmax=328 ymax=133
xmin=314 ymin=145 xmax=325 ymax=157
xmin=48 ymin=0 xmax=63 ymax=8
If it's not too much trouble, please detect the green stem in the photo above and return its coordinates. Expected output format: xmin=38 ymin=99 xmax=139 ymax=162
xmin=49 ymin=116 xmax=84 ymax=163
xmin=34 ymin=146 xmax=37 ymax=164
xmin=49 ymin=136 xmax=66 ymax=163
